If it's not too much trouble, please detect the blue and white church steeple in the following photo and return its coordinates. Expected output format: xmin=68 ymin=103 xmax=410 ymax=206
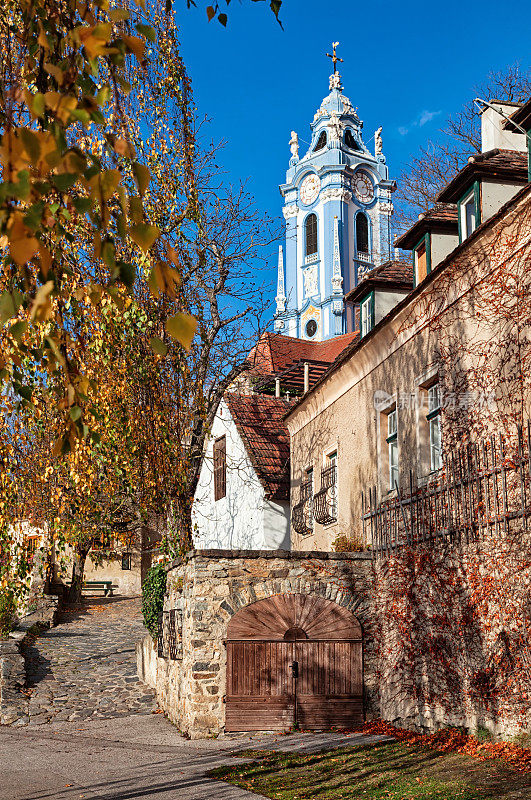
xmin=274 ymin=44 xmax=396 ymax=341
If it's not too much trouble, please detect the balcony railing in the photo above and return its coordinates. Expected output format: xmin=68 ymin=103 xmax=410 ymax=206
xmin=292 ymin=479 xmax=313 ymax=535
xmin=313 ymin=465 xmax=338 ymax=525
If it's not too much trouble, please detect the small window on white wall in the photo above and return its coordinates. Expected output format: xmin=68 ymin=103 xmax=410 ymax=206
xmin=387 ymin=409 xmax=398 ymax=490
xmin=427 ymin=384 xmax=442 ymax=471
xmin=460 ymin=190 xmax=477 ymax=239
xmin=360 ymin=295 xmax=373 ymax=337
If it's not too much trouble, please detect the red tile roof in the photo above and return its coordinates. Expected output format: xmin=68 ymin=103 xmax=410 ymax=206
xmin=437 ymin=149 xmax=528 ymax=204
xmin=395 ymin=204 xmax=458 ymax=250
xmin=225 ymin=394 xmax=291 ymax=501
xmin=248 ymin=331 xmax=359 ymax=377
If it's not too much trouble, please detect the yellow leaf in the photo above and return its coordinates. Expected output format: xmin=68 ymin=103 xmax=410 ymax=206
xmin=44 ymin=92 xmax=77 ymax=125
xmin=8 ymin=213 xmax=38 ymax=266
xmin=113 ymin=137 xmax=132 ymax=157
xmin=73 ymin=24 xmax=112 ymax=60
xmin=132 ymin=162 xmax=150 ymax=196
xmin=0 ymin=131 xmax=31 ymax=176
xmin=151 ymin=262 xmax=180 ymax=298
xmin=165 ymin=312 xmax=197 ymax=351
xmin=88 ymin=168 xmax=122 ymax=201
xmin=149 ymin=336 xmax=168 ymax=356
xmin=129 ymin=195 xmax=143 ymax=224
xmin=129 ymin=223 xmax=160 ymax=252
xmin=43 ymin=62 xmax=65 ymax=86
xmin=108 ymin=7 xmax=130 ymax=20
xmin=30 ymin=280 xmax=55 ymax=321
xmin=38 ymin=242 xmax=52 ymax=278
xmin=122 ymin=35 xmax=145 ymax=61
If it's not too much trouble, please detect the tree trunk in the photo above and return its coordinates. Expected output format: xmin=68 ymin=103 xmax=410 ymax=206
xmin=64 ymin=546 xmax=90 ymax=604
xmin=173 ymin=495 xmax=193 ymax=554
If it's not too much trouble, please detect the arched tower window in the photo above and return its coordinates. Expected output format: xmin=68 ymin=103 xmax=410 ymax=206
xmin=356 ymin=213 xmax=369 ymax=254
xmin=345 ymin=129 xmax=361 ymax=151
xmin=313 ymin=131 xmax=327 ymax=152
xmin=305 ymin=213 xmax=318 ymax=257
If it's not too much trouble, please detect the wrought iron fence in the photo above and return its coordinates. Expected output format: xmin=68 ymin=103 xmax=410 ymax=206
xmin=362 ymin=424 xmax=531 ymax=557
xmin=313 ymin=465 xmax=337 ymax=525
xmin=292 ymin=479 xmax=313 ymax=535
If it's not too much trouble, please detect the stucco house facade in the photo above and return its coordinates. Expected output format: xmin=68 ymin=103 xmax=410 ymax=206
xmin=192 ymin=394 xmax=291 ymax=551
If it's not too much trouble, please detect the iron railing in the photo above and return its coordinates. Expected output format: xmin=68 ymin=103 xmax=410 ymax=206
xmin=292 ymin=479 xmax=313 ymax=535
xmin=313 ymin=465 xmax=337 ymax=525
xmin=362 ymin=424 xmax=531 ymax=557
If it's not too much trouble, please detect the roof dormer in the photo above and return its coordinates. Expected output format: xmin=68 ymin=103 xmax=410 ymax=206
xmin=437 ymin=149 xmax=528 ymax=243
xmin=395 ymin=204 xmax=458 ymax=286
xmin=345 ymin=261 xmax=413 ymax=337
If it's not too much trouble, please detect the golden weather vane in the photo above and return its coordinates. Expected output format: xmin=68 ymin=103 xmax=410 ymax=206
xmin=326 ymin=41 xmax=343 ymax=73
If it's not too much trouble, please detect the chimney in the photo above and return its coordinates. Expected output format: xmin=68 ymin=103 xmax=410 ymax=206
xmin=480 ymin=100 xmax=526 ymax=153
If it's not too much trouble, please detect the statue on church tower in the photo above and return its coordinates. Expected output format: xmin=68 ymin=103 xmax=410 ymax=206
xmin=274 ymin=43 xmax=396 ymax=342
xmin=375 ymin=126 xmax=383 ymax=157
xmin=289 ymin=131 xmax=299 ymax=163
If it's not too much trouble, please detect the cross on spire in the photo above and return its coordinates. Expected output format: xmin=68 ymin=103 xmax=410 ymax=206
xmin=326 ymin=41 xmax=343 ymax=73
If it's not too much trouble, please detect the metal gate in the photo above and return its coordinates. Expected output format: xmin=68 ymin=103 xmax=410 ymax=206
xmin=225 ymin=594 xmax=363 ymax=732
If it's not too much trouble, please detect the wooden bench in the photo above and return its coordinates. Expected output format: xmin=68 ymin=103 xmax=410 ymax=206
xmin=83 ymin=580 xmax=114 ymax=597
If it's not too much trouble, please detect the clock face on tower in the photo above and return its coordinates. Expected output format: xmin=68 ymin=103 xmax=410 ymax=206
xmin=353 ymin=171 xmax=374 ymax=204
xmin=300 ymin=174 xmax=320 ymax=205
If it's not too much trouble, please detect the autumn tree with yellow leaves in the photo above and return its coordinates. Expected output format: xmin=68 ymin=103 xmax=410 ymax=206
xmin=0 ymin=0 xmax=276 ymax=604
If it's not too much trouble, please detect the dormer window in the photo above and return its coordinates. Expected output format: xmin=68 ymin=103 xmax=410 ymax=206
xmin=344 ymin=129 xmax=361 ymax=151
xmin=413 ymin=234 xmax=430 ymax=286
xmin=360 ymin=293 xmax=373 ymax=337
xmin=458 ymin=182 xmax=479 ymax=242
xmin=313 ymin=131 xmax=327 ymax=152
xmin=305 ymin=213 xmax=318 ymax=258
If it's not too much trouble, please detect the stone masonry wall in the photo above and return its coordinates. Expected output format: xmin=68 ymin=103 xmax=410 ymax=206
xmin=148 ymin=549 xmax=375 ymax=739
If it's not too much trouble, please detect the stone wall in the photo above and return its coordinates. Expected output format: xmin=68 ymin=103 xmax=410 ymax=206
xmin=0 ymin=637 xmax=28 ymax=725
xmin=142 ymin=549 xmax=375 ymax=739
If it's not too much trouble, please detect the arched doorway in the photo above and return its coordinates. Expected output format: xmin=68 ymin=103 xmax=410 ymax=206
xmin=225 ymin=593 xmax=363 ymax=732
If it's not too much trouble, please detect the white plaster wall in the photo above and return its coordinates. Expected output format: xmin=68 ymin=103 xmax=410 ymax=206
xmin=192 ymin=400 xmax=290 ymax=550
xmin=375 ymin=290 xmax=410 ymax=326
xmin=263 ymin=500 xmax=291 ymax=550
xmin=431 ymin=232 xmax=459 ymax=268
xmin=480 ymin=105 xmax=526 ymax=153
xmin=481 ymin=181 xmax=523 ymax=225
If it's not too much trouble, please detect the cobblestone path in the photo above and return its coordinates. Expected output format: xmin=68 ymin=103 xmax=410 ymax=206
xmin=24 ymin=596 xmax=157 ymax=726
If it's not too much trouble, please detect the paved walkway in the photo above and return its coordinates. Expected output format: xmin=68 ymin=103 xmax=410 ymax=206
xmin=1 ymin=714 xmax=392 ymax=800
xmin=24 ymin=596 xmax=157 ymax=725
xmin=2 ymin=595 xmax=391 ymax=798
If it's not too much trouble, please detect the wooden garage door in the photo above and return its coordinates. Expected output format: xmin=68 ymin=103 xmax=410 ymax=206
xmin=225 ymin=594 xmax=363 ymax=732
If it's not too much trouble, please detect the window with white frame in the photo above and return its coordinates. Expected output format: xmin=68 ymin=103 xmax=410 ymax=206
xmin=460 ymin=189 xmax=477 ymax=239
xmin=360 ymin=295 xmax=373 ymax=337
xmin=427 ymin=384 xmax=442 ymax=471
xmin=386 ymin=409 xmax=398 ymax=490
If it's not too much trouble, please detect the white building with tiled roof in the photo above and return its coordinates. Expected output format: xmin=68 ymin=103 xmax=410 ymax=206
xmin=192 ymin=394 xmax=291 ymax=551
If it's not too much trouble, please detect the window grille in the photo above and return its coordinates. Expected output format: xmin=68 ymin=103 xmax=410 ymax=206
xmin=313 ymin=460 xmax=338 ymax=525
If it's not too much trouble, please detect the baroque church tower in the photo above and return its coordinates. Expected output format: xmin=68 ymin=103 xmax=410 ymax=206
xmin=274 ymin=45 xmax=396 ymax=341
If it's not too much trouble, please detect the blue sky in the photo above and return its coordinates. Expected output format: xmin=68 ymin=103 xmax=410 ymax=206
xmin=175 ymin=0 xmax=530 ymax=285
